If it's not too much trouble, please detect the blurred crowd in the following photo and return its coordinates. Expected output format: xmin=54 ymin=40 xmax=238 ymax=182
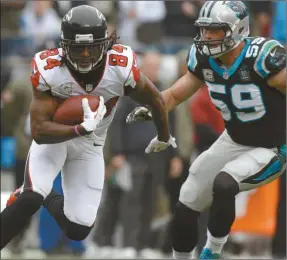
xmin=1 ymin=1 xmax=286 ymax=259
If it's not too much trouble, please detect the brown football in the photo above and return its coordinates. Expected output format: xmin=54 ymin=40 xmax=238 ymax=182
xmin=53 ymin=95 xmax=100 ymax=125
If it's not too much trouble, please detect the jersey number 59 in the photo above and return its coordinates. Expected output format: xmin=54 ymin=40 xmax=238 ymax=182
xmin=207 ymin=83 xmax=266 ymax=122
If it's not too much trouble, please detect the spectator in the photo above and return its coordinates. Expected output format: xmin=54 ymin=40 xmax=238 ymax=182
xmin=161 ymin=1 xmax=204 ymax=54
xmin=248 ymin=1 xmax=272 ymax=37
xmin=19 ymin=1 xmax=61 ymax=53
xmin=1 ymin=1 xmax=25 ymax=36
xmin=116 ymin=1 xmax=166 ymax=52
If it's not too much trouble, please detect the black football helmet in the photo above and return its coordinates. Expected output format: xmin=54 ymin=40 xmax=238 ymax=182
xmin=61 ymin=5 xmax=111 ymax=73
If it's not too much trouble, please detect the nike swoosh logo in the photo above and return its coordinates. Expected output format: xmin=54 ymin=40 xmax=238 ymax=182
xmin=270 ymin=50 xmax=276 ymax=57
xmin=93 ymin=143 xmax=101 ymax=147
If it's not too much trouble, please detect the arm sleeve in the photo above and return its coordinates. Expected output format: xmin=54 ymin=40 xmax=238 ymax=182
xmin=254 ymin=40 xmax=286 ymax=80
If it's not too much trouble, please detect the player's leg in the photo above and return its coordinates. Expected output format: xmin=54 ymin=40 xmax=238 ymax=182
xmin=1 ymin=141 xmax=66 ymax=249
xmin=200 ymin=172 xmax=238 ymax=259
xmin=45 ymin=145 xmax=105 ymax=241
xmin=172 ymin=131 xmax=249 ymax=259
xmin=201 ymin=144 xmax=286 ymax=259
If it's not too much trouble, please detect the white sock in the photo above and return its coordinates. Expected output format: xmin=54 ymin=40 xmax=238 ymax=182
xmin=203 ymin=230 xmax=229 ymax=254
xmin=173 ymin=249 xmax=193 ymax=259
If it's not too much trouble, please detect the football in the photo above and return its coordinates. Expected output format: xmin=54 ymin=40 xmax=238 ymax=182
xmin=53 ymin=95 xmax=100 ymax=125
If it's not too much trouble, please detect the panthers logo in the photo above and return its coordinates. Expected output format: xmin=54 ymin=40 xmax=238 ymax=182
xmin=225 ymin=1 xmax=248 ymax=20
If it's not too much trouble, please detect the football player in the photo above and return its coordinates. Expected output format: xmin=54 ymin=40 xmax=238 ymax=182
xmin=0 ymin=6 xmax=176 ymax=250
xmin=126 ymin=1 xmax=286 ymax=259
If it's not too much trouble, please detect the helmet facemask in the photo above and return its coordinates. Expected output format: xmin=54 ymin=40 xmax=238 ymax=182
xmin=194 ymin=22 xmax=238 ymax=58
xmin=61 ymin=33 xmax=109 ymax=73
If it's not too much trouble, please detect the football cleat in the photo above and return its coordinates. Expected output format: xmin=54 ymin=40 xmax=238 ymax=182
xmin=199 ymin=248 xmax=220 ymax=259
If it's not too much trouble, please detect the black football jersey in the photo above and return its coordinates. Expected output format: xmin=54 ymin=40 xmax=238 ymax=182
xmin=187 ymin=37 xmax=286 ymax=148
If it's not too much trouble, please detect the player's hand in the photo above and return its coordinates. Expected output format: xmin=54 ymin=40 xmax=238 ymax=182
xmin=126 ymin=106 xmax=152 ymax=124
xmin=145 ymin=135 xmax=177 ymax=154
xmin=81 ymin=96 xmax=107 ymax=132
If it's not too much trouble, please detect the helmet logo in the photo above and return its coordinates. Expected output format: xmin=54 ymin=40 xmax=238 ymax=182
xmin=63 ymin=9 xmax=73 ymax=22
xmin=225 ymin=1 xmax=248 ymax=20
xmin=96 ymin=9 xmax=105 ymax=21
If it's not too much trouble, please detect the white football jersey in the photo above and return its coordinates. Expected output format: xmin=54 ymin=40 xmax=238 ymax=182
xmin=30 ymin=44 xmax=140 ymax=144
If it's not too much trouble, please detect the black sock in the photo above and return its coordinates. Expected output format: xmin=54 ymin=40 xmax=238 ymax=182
xmin=1 ymin=192 xmax=43 ymax=249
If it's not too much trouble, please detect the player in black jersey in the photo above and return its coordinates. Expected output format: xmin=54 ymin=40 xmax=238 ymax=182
xmin=126 ymin=1 xmax=286 ymax=259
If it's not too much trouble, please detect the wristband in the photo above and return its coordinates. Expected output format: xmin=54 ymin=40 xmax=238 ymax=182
xmin=74 ymin=125 xmax=83 ymax=137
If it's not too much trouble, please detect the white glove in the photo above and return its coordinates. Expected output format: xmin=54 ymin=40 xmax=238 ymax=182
xmin=81 ymin=96 xmax=107 ymax=132
xmin=145 ymin=135 xmax=177 ymax=154
xmin=126 ymin=106 xmax=152 ymax=124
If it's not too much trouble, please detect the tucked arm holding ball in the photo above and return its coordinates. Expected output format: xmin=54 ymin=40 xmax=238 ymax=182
xmin=30 ymin=88 xmax=105 ymax=144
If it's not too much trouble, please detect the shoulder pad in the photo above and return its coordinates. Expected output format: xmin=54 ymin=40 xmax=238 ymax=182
xmin=187 ymin=44 xmax=198 ymax=73
xmin=31 ymin=48 xmax=63 ymax=90
xmin=249 ymin=38 xmax=285 ymax=78
xmin=107 ymin=44 xmax=140 ymax=88
xmin=186 ymin=44 xmax=204 ymax=80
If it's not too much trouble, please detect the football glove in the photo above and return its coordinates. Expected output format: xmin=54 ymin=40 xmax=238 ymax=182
xmin=126 ymin=106 xmax=152 ymax=124
xmin=145 ymin=135 xmax=177 ymax=154
xmin=81 ymin=96 xmax=107 ymax=132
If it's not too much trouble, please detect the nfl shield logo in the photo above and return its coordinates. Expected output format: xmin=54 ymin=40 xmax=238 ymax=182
xmin=86 ymin=84 xmax=93 ymax=92
xmin=223 ymin=71 xmax=229 ymax=80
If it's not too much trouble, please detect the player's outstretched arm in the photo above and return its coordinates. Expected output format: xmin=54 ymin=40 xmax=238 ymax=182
xmin=126 ymin=72 xmax=171 ymax=143
xmin=162 ymin=71 xmax=204 ymax=112
xmin=126 ymin=71 xmax=204 ymax=124
xmin=30 ymin=88 xmax=88 ymax=144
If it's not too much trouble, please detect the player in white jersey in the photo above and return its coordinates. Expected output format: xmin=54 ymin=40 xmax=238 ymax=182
xmin=0 ymin=5 xmax=176 ymax=249
xmin=126 ymin=1 xmax=286 ymax=259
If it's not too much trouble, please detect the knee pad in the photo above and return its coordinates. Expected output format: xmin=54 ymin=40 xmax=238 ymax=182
xmin=213 ymin=172 xmax=239 ymax=197
xmin=65 ymin=222 xmax=93 ymax=241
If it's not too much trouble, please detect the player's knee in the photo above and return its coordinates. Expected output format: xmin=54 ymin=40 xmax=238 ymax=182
xmin=64 ymin=207 xmax=96 ymax=240
xmin=213 ymin=172 xmax=239 ymax=197
xmin=18 ymin=191 xmax=44 ymax=214
xmin=174 ymin=201 xmax=200 ymax=221
xmin=173 ymin=201 xmax=200 ymax=231
xmin=65 ymin=222 xmax=93 ymax=241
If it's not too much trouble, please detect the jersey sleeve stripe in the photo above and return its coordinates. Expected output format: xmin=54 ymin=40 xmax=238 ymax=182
xmin=254 ymin=40 xmax=281 ymax=78
xmin=188 ymin=45 xmax=198 ymax=73
xmin=30 ymin=58 xmax=40 ymax=88
xmin=131 ymin=51 xmax=140 ymax=83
